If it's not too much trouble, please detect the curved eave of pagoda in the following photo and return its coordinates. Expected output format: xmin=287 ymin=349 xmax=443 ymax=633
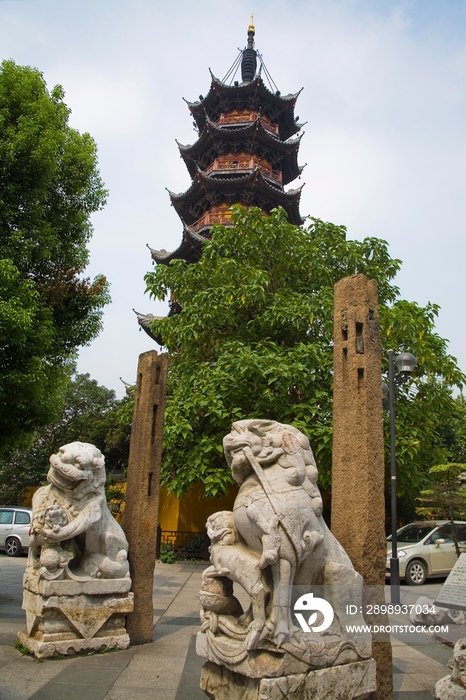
xmin=177 ymin=119 xmax=303 ymax=181
xmin=169 ymin=169 xmax=305 ymax=226
xmin=185 ymin=74 xmax=302 ymax=141
xmin=148 ymin=225 xmax=206 ymax=265
xmin=134 ymin=310 xmax=163 ymax=344
xmin=281 ymin=153 xmax=305 ymax=186
xmin=178 ymin=115 xmax=293 ymax=156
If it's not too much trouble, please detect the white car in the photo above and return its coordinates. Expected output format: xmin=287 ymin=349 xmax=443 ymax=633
xmin=0 ymin=507 xmax=32 ymax=556
xmin=386 ymin=521 xmax=466 ymax=585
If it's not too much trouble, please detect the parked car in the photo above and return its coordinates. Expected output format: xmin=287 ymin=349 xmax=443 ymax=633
xmin=0 ymin=506 xmax=32 ymax=556
xmin=386 ymin=521 xmax=466 ymax=585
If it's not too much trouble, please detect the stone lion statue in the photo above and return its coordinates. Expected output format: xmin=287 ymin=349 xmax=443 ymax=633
xmin=199 ymin=420 xmax=366 ymax=655
xmin=25 ymin=442 xmax=129 ymax=589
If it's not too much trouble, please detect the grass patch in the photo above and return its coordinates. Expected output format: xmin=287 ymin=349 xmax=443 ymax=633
xmin=14 ymin=639 xmax=31 ymax=655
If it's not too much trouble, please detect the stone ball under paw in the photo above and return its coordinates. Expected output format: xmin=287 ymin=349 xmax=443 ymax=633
xmin=40 ymin=546 xmax=62 ymax=570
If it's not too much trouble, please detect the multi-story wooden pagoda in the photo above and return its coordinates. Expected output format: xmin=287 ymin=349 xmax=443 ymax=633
xmin=136 ymin=20 xmax=305 ymax=336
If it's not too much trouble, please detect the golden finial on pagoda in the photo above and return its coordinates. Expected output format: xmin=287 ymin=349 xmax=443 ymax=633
xmin=248 ymin=15 xmax=255 ymax=34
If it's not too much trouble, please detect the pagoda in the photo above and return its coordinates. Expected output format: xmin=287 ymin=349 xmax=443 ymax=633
xmin=136 ymin=19 xmax=305 ymax=336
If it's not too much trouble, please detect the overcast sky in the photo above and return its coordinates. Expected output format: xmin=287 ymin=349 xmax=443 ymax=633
xmin=1 ymin=0 xmax=466 ymax=397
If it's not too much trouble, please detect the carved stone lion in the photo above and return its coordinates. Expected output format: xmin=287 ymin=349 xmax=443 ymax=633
xmin=25 ymin=442 xmax=129 ymax=588
xmin=199 ymin=420 xmax=366 ymax=656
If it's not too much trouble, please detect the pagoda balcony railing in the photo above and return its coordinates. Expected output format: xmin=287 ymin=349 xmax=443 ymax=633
xmin=205 ymin=158 xmax=282 ymax=183
xmin=191 ymin=205 xmax=270 ymax=232
xmin=192 ymin=206 xmax=270 ymax=231
xmin=191 ymin=211 xmax=234 ymax=231
xmin=216 ymin=111 xmax=279 ymax=135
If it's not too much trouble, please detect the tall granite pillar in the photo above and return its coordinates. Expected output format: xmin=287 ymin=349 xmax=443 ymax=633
xmin=331 ymin=274 xmax=392 ymax=699
xmin=123 ymin=350 xmax=168 ymax=644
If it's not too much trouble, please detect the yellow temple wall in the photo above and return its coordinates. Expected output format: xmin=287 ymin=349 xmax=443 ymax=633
xmin=157 ymin=482 xmax=238 ymax=532
xmin=21 ymin=486 xmax=37 ymax=508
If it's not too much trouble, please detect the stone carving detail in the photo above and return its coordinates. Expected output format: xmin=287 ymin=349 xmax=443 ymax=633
xmin=18 ymin=442 xmax=133 ymax=658
xmin=197 ymin=420 xmax=376 ymax=699
xmin=435 ymin=638 xmax=466 ymax=700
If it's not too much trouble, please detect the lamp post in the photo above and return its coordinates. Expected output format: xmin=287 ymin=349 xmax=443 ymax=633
xmin=382 ymin=350 xmax=416 ymax=605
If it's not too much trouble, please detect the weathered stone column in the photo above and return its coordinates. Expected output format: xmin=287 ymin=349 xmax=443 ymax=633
xmin=331 ymin=274 xmax=392 ymax=699
xmin=123 ymin=350 xmax=168 ymax=644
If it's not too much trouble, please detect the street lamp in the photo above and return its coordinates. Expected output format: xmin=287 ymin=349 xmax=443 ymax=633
xmin=383 ymin=350 xmax=416 ymax=605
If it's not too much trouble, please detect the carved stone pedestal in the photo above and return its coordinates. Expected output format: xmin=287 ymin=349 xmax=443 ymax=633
xmin=197 ymin=627 xmax=375 ymax=700
xmin=18 ymin=578 xmax=133 ymax=658
xmin=200 ymin=659 xmax=376 ymax=700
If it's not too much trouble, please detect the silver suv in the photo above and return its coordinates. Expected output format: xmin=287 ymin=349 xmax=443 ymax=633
xmin=0 ymin=507 xmax=32 ymax=556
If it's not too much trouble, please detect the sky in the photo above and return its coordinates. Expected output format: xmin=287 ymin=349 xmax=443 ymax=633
xmin=1 ymin=0 xmax=466 ymax=397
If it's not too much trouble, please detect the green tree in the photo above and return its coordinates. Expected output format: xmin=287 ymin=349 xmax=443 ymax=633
xmin=0 ymin=373 xmax=131 ymax=505
xmin=416 ymin=462 xmax=466 ymax=556
xmin=144 ymin=206 xmax=464 ymax=501
xmin=431 ymin=394 xmax=466 ymax=465
xmin=0 ymin=60 xmax=109 ymax=449
xmin=381 ymin=304 xmax=466 ymax=515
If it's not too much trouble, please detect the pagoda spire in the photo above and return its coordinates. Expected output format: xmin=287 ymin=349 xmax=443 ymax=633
xmin=241 ymin=16 xmax=257 ymax=84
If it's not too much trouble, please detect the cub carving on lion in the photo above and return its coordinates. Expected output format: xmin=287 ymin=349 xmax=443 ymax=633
xmin=25 ymin=442 xmax=129 ymax=587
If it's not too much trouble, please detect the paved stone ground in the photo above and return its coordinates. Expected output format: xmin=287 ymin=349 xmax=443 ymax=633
xmin=0 ymin=555 xmax=456 ymax=699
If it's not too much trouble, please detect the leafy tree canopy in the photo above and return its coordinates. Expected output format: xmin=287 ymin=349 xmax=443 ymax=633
xmin=0 ymin=373 xmax=131 ymax=505
xmin=144 ymin=206 xmax=465 ymax=501
xmin=0 ymin=60 xmax=109 ymax=448
xmin=416 ymin=460 xmax=466 ymax=555
xmin=416 ymin=462 xmax=466 ymax=521
xmin=431 ymin=394 xmax=466 ymax=465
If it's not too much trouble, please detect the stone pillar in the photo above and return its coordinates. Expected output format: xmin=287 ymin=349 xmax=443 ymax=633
xmin=331 ymin=274 xmax=392 ymax=699
xmin=122 ymin=350 xmax=168 ymax=644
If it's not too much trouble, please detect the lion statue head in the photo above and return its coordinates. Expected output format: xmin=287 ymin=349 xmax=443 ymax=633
xmin=47 ymin=442 xmax=106 ymax=496
xmin=223 ymin=419 xmax=318 ymax=486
